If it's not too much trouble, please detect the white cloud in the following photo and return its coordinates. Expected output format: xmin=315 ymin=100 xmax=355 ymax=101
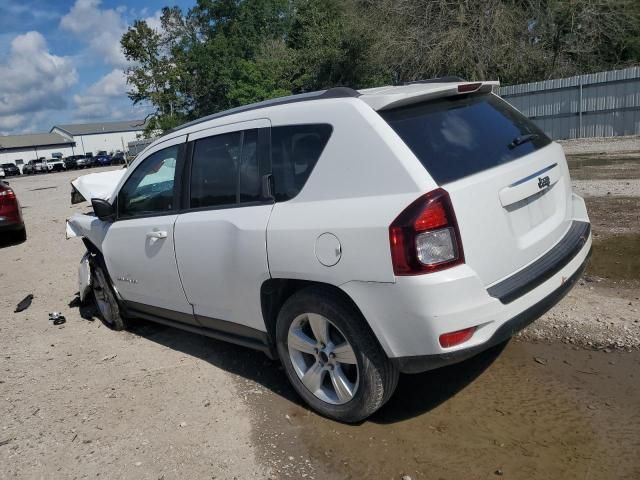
xmin=73 ymin=68 xmax=127 ymax=119
xmin=60 ymin=0 xmax=127 ymax=67
xmin=0 ymin=31 xmax=77 ymax=134
xmin=72 ymin=69 xmax=151 ymax=122
xmin=144 ymin=11 xmax=163 ymax=32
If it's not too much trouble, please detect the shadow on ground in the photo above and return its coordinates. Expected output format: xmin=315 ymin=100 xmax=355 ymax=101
xmin=117 ymin=317 xmax=506 ymax=423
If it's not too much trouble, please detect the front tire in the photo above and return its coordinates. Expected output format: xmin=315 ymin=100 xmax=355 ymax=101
xmin=90 ymin=257 xmax=126 ymax=330
xmin=276 ymin=287 xmax=398 ymax=423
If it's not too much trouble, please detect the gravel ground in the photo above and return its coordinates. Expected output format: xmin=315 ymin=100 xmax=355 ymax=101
xmin=0 ymin=168 xmax=271 ymax=480
xmin=0 ymin=142 xmax=639 ymax=477
xmin=559 ymin=135 xmax=640 ymax=155
xmin=571 ymin=178 xmax=640 ymax=197
xmin=520 ymin=140 xmax=640 ymax=349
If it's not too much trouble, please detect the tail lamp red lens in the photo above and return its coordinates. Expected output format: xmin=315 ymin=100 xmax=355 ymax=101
xmin=389 ymin=188 xmax=464 ymax=275
xmin=439 ymin=327 xmax=476 ymax=348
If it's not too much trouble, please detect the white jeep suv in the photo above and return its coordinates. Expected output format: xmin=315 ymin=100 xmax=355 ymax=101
xmin=67 ymin=79 xmax=591 ymax=422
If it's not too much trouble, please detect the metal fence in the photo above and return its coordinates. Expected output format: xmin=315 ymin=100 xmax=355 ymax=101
xmin=127 ymin=138 xmax=154 ymax=156
xmin=498 ymin=66 xmax=640 ymax=140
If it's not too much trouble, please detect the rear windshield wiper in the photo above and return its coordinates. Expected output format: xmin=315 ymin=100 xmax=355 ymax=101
xmin=508 ymin=133 xmax=538 ymax=150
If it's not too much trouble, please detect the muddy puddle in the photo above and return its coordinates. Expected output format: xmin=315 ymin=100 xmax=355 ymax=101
xmin=584 ymin=196 xmax=640 ymax=238
xmin=567 ymin=154 xmax=640 ymax=180
xmin=587 ymin=233 xmax=640 ymax=282
xmin=248 ymin=341 xmax=640 ymax=479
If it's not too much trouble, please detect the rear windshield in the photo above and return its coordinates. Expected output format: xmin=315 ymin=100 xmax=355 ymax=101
xmin=380 ymin=93 xmax=551 ymax=184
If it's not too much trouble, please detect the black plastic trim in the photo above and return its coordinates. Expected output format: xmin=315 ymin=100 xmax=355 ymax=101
xmin=488 ymin=221 xmax=591 ymax=304
xmin=392 ymin=247 xmax=591 ymax=374
xmin=123 ymin=301 xmax=274 ymax=357
xmin=180 ymin=126 xmax=275 ymax=214
xmin=169 ymin=87 xmax=360 ymax=135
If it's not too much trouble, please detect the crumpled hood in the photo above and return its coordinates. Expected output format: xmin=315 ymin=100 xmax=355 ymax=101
xmin=70 ymin=168 xmax=126 ymax=204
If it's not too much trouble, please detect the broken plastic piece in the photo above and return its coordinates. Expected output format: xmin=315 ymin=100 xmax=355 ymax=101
xmin=49 ymin=312 xmax=66 ymax=325
xmin=15 ymin=294 xmax=33 ymax=313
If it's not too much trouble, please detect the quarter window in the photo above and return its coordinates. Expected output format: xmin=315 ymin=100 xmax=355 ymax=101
xmin=118 ymin=145 xmax=179 ymax=218
xmin=271 ymin=124 xmax=332 ymax=202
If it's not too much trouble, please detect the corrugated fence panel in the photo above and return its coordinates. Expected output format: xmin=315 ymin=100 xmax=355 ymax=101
xmin=498 ymin=66 xmax=640 ymax=139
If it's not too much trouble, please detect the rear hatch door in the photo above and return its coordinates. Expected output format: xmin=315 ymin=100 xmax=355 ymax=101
xmin=380 ymin=92 xmax=575 ymax=286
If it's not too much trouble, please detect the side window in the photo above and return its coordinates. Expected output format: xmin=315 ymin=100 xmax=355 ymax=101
xmin=190 ymin=131 xmax=241 ymax=208
xmin=271 ymin=124 xmax=332 ymax=202
xmin=189 ymin=129 xmax=261 ymax=208
xmin=118 ymin=145 xmax=179 ymax=218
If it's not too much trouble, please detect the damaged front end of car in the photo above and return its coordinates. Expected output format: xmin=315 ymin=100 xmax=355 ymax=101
xmin=66 ymin=169 xmax=125 ymax=302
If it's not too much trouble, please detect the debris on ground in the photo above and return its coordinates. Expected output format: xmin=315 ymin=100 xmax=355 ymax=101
xmin=49 ymin=312 xmax=66 ymax=325
xmin=14 ymin=294 xmax=33 ymax=313
xmin=101 ymin=354 xmax=117 ymax=362
xmin=534 ymin=357 xmax=547 ymax=365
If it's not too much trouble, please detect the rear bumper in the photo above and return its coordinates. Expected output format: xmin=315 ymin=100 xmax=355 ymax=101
xmin=0 ymin=219 xmax=24 ymax=232
xmin=341 ymin=197 xmax=592 ymax=368
xmin=391 ymin=247 xmax=590 ymax=373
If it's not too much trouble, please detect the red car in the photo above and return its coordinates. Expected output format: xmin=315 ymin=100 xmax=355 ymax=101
xmin=0 ymin=181 xmax=26 ymax=242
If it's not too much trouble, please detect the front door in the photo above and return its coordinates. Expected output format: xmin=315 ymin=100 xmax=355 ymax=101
xmin=102 ymin=135 xmax=194 ymax=321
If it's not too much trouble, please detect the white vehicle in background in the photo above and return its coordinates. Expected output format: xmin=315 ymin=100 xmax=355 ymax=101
xmin=0 ymin=167 xmax=4 ymax=178
xmin=66 ymin=78 xmax=591 ymax=422
xmin=44 ymin=157 xmax=66 ymax=172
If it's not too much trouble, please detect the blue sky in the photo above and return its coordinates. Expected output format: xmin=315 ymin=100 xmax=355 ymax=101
xmin=0 ymin=0 xmax=194 ymax=135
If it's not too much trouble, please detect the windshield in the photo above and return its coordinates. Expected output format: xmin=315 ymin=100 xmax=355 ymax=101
xmin=380 ymin=93 xmax=551 ymax=184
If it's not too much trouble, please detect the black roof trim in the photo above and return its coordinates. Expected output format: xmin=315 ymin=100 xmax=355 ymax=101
xmin=402 ymin=76 xmax=466 ymax=86
xmin=169 ymin=87 xmax=360 ymax=135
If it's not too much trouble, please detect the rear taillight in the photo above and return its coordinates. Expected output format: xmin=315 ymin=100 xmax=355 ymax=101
xmin=0 ymin=187 xmax=17 ymax=203
xmin=389 ymin=188 xmax=464 ymax=275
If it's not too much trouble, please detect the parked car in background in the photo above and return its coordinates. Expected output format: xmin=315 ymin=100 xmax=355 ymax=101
xmin=64 ymin=155 xmax=82 ymax=170
xmin=111 ymin=152 xmax=126 ymax=165
xmin=25 ymin=159 xmax=45 ymax=174
xmin=76 ymin=156 xmax=94 ymax=169
xmin=94 ymin=154 xmax=113 ymax=167
xmin=0 ymin=180 xmax=26 ymax=242
xmin=0 ymin=167 xmax=4 ymax=178
xmin=66 ymin=81 xmax=591 ymax=422
xmin=22 ymin=161 xmax=36 ymax=175
xmin=44 ymin=158 xmax=66 ymax=172
xmin=1 ymin=163 xmax=20 ymax=177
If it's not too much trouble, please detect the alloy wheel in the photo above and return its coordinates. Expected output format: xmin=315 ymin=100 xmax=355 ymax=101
xmin=287 ymin=313 xmax=359 ymax=405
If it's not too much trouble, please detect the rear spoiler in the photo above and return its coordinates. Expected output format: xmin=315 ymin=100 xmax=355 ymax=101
xmin=360 ymin=81 xmax=500 ymax=111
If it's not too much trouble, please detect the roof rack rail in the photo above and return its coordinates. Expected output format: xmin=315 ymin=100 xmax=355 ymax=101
xmin=401 ymin=76 xmax=466 ymax=86
xmin=169 ymin=87 xmax=360 ymax=134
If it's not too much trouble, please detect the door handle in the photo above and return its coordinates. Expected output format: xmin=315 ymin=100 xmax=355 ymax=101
xmin=146 ymin=230 xmax=168 ymax=239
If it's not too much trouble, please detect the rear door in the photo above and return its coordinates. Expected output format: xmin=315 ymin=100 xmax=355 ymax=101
xmin=173 ymin=119 xmax=273 ymax=332
xmin=381 ymin=93 xmax=574 ymax=286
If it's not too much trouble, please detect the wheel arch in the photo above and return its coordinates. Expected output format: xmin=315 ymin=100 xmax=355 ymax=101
xmin=260 ymin=278 xmax=385 ymax=356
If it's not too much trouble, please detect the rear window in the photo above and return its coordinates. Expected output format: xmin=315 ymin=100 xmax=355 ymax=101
xmin=380 ymin=93 xmax=551 ymax=184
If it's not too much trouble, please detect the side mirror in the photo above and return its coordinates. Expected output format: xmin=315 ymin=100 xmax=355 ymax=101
xmin=91 ymin=198 xmax=116 ymax=222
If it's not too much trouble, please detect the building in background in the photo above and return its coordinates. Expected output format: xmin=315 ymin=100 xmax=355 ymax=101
xmin=51 ymin=119 xmax=145 ymax=157
xmin=0 ymin=119 xmax=146 ymax=170
xmin=0 ymin=133 xmax=75 ymax=170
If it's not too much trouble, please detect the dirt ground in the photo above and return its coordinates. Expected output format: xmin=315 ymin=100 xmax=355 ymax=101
xmin=1 ymin=146 xmax=639 ymax=480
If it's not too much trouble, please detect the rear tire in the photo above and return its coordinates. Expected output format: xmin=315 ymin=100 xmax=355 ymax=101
xmin=90 ymin=257 xmax=126 ymax=330
xmin=276 ymin=286 xmax=398 ymax=423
